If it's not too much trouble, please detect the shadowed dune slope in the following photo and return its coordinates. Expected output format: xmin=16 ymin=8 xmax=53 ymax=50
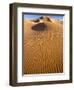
xmin=24 ymin=16 xmax=63 ymax=74
xmin=32 ymin=23 xmax=47 ymax=31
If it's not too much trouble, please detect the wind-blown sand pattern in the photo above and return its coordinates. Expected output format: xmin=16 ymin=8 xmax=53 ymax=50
xmin=24 ymin=16 xmax=63 ymax=74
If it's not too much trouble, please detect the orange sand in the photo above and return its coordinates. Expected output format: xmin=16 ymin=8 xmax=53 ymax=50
xmin=24 ymin=17 xmax=63 ymax=74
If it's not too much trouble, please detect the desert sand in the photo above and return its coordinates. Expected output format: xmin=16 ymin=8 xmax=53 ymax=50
xmin=24 ymin=16 xmax=63 ymax=74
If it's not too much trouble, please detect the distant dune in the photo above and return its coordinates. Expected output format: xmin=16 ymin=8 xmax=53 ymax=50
xmin=24 ymin=16 xmax=63 ymax=74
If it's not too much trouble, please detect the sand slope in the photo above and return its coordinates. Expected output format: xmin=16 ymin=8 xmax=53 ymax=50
xmin=24 ymin=16 xmax=63 ymax=74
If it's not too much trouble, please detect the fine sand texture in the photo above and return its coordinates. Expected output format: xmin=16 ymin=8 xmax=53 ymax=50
xmin=24 ymin=16 xmax=63 ymax=74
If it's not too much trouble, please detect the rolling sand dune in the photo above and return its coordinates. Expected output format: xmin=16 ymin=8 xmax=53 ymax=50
xmin=24 ymin=16 xmax=63 ymax=74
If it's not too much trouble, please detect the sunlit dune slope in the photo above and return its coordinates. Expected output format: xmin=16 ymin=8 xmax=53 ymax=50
xmin=24 ymin=16 xmax=63 ymax=74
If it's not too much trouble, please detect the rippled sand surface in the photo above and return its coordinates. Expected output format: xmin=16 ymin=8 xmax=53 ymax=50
xmin=24 ymin=17 xmax=63 ymax=74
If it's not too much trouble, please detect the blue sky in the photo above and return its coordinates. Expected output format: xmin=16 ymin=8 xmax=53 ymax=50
xmin=23 ymin=13 xmax=64 ymax=21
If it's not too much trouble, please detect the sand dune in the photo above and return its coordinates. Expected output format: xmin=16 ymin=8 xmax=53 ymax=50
xmin=24 ymin=16 xmax=63 ymax=74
